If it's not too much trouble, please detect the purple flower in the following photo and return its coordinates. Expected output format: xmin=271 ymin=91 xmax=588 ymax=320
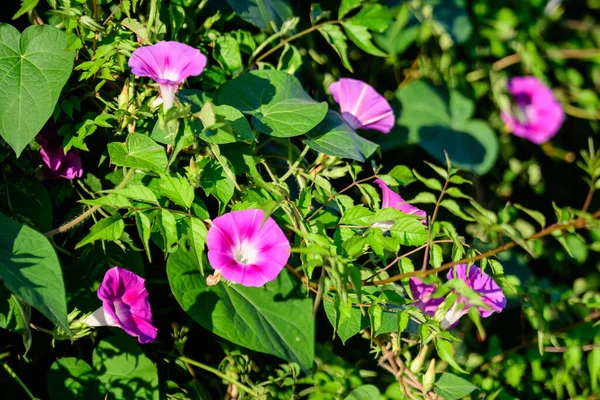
xmin=373 ymin=179 xmax=426 ymax=229
xmin=329 ymin=78 xmax=395 ymax=134
xmin=501 ymin=76 xmax=564 ymax=144
xmin=37 ymin=131 xmax=83 ymax=180
xmin=83 ymin=267 xmax=157 ymax=344
xmin=128 ymin=41 xmax=207 ymax=110
xmin=206 ymin=209 xmax=291 ymax=287
xmin=409 ymin=264 xmax=506 ymax=329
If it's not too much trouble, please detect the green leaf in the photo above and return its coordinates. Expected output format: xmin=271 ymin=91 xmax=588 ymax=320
xmin=388 ymin=165 xmax=416 ymax=186
xmin=433 ymin=373 xmax=478 ymax=400
xmin=514 ymin=203 xmax=546 ymax=227
xmin=441 ymin=199 xmax=475 ymax=221
xmin=374 ymin=4 xmax=418 ymax=56
xmin=160 ymin=174 xmax=195 ymax=208
xmin=339 ymin=0 xmax=362 ymax=19
xmin=158 ymin=210 xmax=177 ymax=252
xmin=0 ymin=213 xmax=68 ymax=331
xmin=108 ymin=133 xmax=168 ymax=174
xmin=0 ymin=286 xmax=31 ymax=351
xmin=75 ymin=215 xmax=125 ymax=249
xmin=13 ymin=0 xmax=39 ymax=19
xmin=342 ymin=21 xmax=386 ymax=57
xmin=225 ymin=0 xmax=293 ymax=31
xmin=340 ymin=205 xmax=374 ymax=226
xmin=0 ymin=24 xmax=74 ymax=156
xmin=218 ymin=70 xmax=328 ymax=138
xmin=349 ymin=4 xmax=392 ymax=33
xmin=435 ymin=339 xmax=467 ymax=373
xmin=81 ymin=194 xmax=133 ymax=209
xmin=413 ymin=169 xmax=443 ymax=191
xmin=306 ymin=111 xmax=378 ymax=162
xmin=390 ymin=216 xmax=429 ymax=246
xmin=277 ymin=43 xmax=303 ymax=74
xmin=103 ymin=185 xmax=159 ymax=205
xmin=167 ymin=248 xmax=315 ymax=373
xmin=93 ymin=335 xmax=159 ymax=400
xmin=345 ymin=384 xmax=381 ymax=400
xmin=213 ymin=35 xmax=242 ymax=72
xmin=198 ymin=158 xmax=235 ymax=208
xmin=47 ymin=358 xmax=107 ymax=400
xmin=431 ymin=2 xmax=473 ymax=44
xmin=392 ymin=81 xmax=498 ymax=175
xmin=194 ymin=103 xmax=254 ymax=144
xmin=186 ymin=217 xmax=208 ymax=273
xmin=318 ymin=23 xmax=353 ymax=72
xmin=135 ymin=212 xmax=153 ymax=262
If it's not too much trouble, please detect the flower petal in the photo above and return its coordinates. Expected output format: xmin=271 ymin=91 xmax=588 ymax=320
xmin=330 ymin=78 xmax=394 ymax=134
xmin=374 ymin=178 xmax=427 ymax=221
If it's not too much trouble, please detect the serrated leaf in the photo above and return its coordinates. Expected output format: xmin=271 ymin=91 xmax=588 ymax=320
xmin=75 ymin=214 xmax=125 ymax=249
xmin=108 ymin=133 xmax=168 ymax=174
xmin=0 ymin=24 xmax=74 ymax=156
xmin=390 ymin=216 xmax=429 ymax=246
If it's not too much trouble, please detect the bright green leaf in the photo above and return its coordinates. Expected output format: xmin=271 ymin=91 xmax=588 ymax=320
xmin=75 ymin=215 xmax=125 ymax=249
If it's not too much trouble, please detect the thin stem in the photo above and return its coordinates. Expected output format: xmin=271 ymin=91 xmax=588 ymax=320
xmin=178 ymin=356 xmax=261 ymax=398
xmin=280 ymin=145 xmax=310 ymax=182
xmin=254 ymin=21 xmax=340 ymax=64
xmin=2 ymin=362 xmax=38 ymax=400
xmin=368 ymin=209 xmax=600 ymax=286
xmin=307 ymin=175 xmax=377 ymax=221
xmin=492 ymin=48 xmax=600 ymax=71
xmin=44 ymin=168 xmax=135 ymax=237
xmin=421 ymin=178 xmax=450 ymax=270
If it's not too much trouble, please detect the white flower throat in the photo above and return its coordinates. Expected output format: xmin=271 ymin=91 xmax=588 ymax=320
xmin=233 ymin=240 xmax=259 ymax=265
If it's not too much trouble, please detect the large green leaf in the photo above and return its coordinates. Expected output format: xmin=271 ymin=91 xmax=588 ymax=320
xmin=217 ymin=70 xmax=328 ymax=138
xmin=306 ymin=111 xmax=378 ymax=162
xmin=47 ymin=357 xmax=107 ymax=400
xmin=323 ymin=298 xmax=368 ymax=343
xmin=0 ymin=24 xmax=74 ymax=156
xmin=0 ymin=212 xmax=69 ymax=331
xmin=345 ymin=384 xmax=381 ymax=400
xmin=108 ymin=133 xmax=168 ymax=174
xmin=93 ymin=335 xmax=159 ymax=400
xmin=167 ymin=248 xmax=315 ymax=373
xmin=391 ymin=80 xmax=498 ymax=175
xmin=225 ymin=0 xmax=293 ymax=31
xmin=433 ymin=372 xmax=478 ymax=399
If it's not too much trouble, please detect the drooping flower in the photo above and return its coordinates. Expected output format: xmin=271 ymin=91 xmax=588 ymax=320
xmin=37 ymin=131 xmax=83 ymax=179
xmin=206 ymin=209 xmax=291 ymax=287
xmin=501 ymin=76 xmax=564 ymax=144
xmin=128 ymin=41 xmax=207 ymax=110
xmin=83 ymin=267 xmax=157 ymax=344
xmin=374 ymin=178 xmax=427 ymax=228
xmin=329 ymin=78 xmax=395 ymax=134
xmin=409 ymin=264 xmax=506 ymax=329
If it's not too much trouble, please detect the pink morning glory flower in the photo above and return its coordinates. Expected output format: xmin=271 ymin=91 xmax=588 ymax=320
xmin=409 ymin=264 xmax=506 ymax=329
xmin=128 ymin=41 xmax=207 ymax=110
xmin=37 ymin=131 xmax=83 ymax=180
xmin=373 ymin=178 xmax=427 ymax=229
xmin=83 ymin=267 xmax=157 ymax=344
xmin=501 ymin=76 xmax=564 ymax=144
xmin=329 ymin=78 xmax=395 ymax=134
xmin=206 ymin=209 xmax=291 ymax=287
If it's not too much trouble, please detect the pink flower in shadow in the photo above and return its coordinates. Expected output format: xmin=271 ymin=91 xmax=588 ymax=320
xmin=37 ymin=131 xmax=82 ymax=179
xmin=84 ymin=267 xmax=157 ymax=344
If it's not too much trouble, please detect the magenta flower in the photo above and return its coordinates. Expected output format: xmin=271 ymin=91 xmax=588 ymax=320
xmin=329 ymin=78 xmax=395 ymax=134
xmin=128 ymin=41 xmax=207 ymax=110
xmin=501 ymin=76 xmax=564 ymax=144
xmin=83 ymin=267 xmax=157 ymax=344
xmin=374 ymin=179 xmax=426 ymax=227
xmin=37 ymin=131 xmax=83 ymax=180
xmin=409 ymin=264 xmax=506 ymax=328
xmin=206 ymin=209 xmax=291 ymax=287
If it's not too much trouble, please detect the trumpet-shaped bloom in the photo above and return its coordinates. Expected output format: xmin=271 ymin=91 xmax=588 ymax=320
xmin=501 ymin=76 xmax=564 ymax=144
xmin=84 ymin=267 xmax=157 ymax=344
xmin=128 ymin=41 xmax=207 ymax=110
xmin=37 ymin=131 xmax=83 ymax=179
xmin=329 ymin=78 xmax=395 ymax=133
xmin=374 ymin=178 xmax=426 ymax=226
xmin=206 ymin=209 xmax=291 ymax=287
xmin=409 ymin=264 xmax=506 ymax=328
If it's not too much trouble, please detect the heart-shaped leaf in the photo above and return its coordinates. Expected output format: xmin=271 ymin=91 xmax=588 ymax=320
xmin=0 ymin=24 xmax=74 ymax=156
xmin=108 ymin=133 xmax=168 ymax=174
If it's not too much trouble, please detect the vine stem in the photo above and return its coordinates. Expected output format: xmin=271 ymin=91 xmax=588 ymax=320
xmin=367 ymin=208 xmax=600 ymax=286
xmin=44 ymin=168 xmax=136 ymax=238
xmin=178 ymin=356 xmax=261 ymax=398
xmin=2 ymin=362 xmax=38 ymax=400
xmin=306 ymin=175 xmax=377 ymax=221
xmin=421 ymin=178 xmax=450 ymax=271
xmin=279 ymin=145 xmax=310 ymax=182
xmin=254 ymin=20 xmax=340 ymax=64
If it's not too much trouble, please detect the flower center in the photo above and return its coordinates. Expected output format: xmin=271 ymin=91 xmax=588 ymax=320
xmin=232 ymin=241 xmax=258 ymax=265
